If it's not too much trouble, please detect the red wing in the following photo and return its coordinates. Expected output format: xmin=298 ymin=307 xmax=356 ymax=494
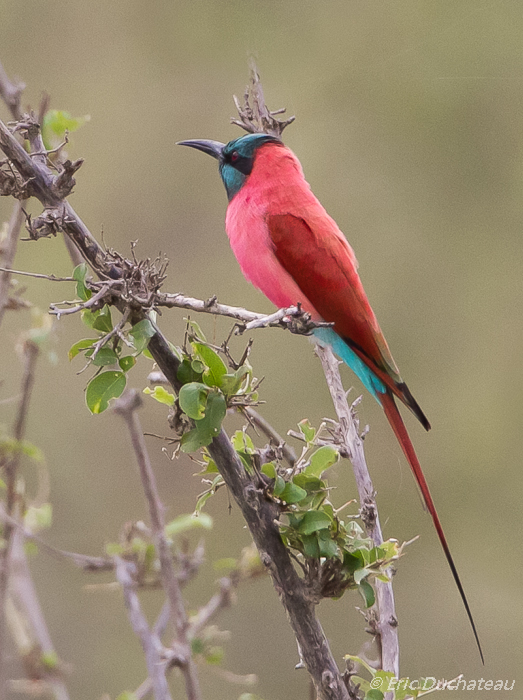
xmin=267 ymin=213 xmax=401 ymax=380
xmin=267 ymin=213 xmax=430 ymax=429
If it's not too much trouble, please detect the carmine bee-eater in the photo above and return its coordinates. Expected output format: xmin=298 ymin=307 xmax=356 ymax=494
xmin=178 ymin=132 xmax=483 ymax=662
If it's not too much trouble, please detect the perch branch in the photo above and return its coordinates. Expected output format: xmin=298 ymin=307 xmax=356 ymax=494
xmin=316 ymin=344 xmax=399 ymax=680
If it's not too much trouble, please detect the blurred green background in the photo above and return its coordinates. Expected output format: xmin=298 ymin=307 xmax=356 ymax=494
xmin=0 ymin=1 xmax=521 ymax=698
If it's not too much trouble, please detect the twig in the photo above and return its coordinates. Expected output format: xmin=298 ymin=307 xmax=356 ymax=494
xmin=0 ymin=60 xmax=23 ymax=121
xmin=113 ymin=390 xmax=202 ymax=700
xmin=0 ymin=200 xmax=26 ymax=329
xmin=243 ymin=406 xmax=296 ymax=467
xmin=114 ymin=557 xmax=172 ymax=700
xmin=0 ymin=266 xmax=75 ymax=282
xmin=49 ymin=283 xmax=112 ymax=318
xmin=315 ymin=344 xmax=399 ymax=681
xmin=0 ymin=507 xmax=113 ymax=571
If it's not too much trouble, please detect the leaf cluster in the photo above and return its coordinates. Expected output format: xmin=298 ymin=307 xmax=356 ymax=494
xmin=345 ymin=654 xmax=433 ymax=700
xmin=68 ymin=265 xmax=156 ymax=413
xmin=147 ymin=321 xmax=259 ymax=453
xmin=247 ymin=420 xmax=399 ymax=606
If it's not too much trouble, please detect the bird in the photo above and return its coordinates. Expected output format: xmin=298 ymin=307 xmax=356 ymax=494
xmin=178 ymin=132 xmax=483 ymax=662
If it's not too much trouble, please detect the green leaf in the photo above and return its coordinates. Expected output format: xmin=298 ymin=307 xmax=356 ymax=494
xmin=43 ymin=109 xmax=88 ymax=137
xmin=92 ymin=305 xmax=113 ymax=333
xmin=358 ymin=579 xmax=375 ymax=608
xmin=232 ymin=430 xmax=256 ymax=454
xmin=261 ymin=462 xmax=277 ymax=479
xmin=317 ymin=529 xmax=339 ymax=558
xmin=292 ymin=473 xmax=325 ymax=492
xmin=343 ymin=551 xmax=365 ymax=574
xmin=119 ymin=355 xmax=136 ymax=372
xmin=305 ymin=445 xmax=339 ymax=477
xmin=181 ymin=427 xmax=208 ymax=453
xmin=129 ymin=319 xmax=156 ymax=354
xmin=179 ymin=383 xmax=209 ymax=420
xmin=91 ymin=346 xmax=119 ymax=366
xmin=301 ymin=533 xmax=320 ymax=558
xmin=177 ymin=358 xmax=204 ymax=385
xmin=185 ymin=319 xmax=206 ymax=341
xmin=191 ymin=359 xmax=205 ymax=374
xmin=193 ymin=342 xmax=228 ymax=387
xmin=85 ymin=371 xmax=126 ymax=414
xmin=279 ymin=482 xmax=307 ymax=504
xmin=194 ymin=475 xmax=224 ymax=512
xmin=73 ymin=263 xmax=91 ymax=301
xmin=298 ymin=419 xmax=316 ymax=444
xmin=198 ymin=458 xmax=219 ymax=474
xmin=143 ymin=386 xmax=175 ymax=406
xmin=165 ymin=513 xmax=213 ymax=537
xmin=0 ymin=438 xmax=43 ymax=462
xmin=80 ymin=309 xmax=99 ymax=329
xmin=273 ymin=475 xmax=286 ymax=496
xmin=68 ymin=338 xmax=96 ymax=360
xmin=296 ymin=510 xmax=332 ymax=535
xmin=115 ymin=692 xmax=138 ymax=700
xmin=199 ymin=390 xmax=226 ymax=437
xmin=220 ymin=373 xmax=241 ymax=396
xmin=180 ymin=391 xmax=226 ymax=452
xmin=365 ymin=690 xmax=384 ymax=700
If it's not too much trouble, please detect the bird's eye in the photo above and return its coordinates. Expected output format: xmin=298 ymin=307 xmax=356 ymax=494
xmin=231 ymin=151 xmax=239 ymax=162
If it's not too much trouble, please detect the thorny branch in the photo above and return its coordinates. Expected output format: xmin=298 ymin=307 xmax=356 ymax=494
xmin=231 ymin=60 xmax=295 ymax=137
xmin=316 ymin=345 xmax=400 ymax=682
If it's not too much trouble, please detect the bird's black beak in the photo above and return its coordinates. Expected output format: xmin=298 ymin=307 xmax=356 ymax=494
xmin=177 ymin=139 xmax=225 ymax=161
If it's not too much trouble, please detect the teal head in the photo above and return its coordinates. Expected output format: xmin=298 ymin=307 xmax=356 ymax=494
xmin=178 ymin=133 xmax=281 ymax=201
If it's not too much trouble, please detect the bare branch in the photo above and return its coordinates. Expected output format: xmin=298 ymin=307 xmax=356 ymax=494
xmin=0 ymin=200 xmax=26 ymax=329
xmin=0 ymin=266 xmax=74 ymax=282
xmin=115 ymin=557 xmax=172 ymax=700
xmin=231 ymin=61 xmax=295 ymax=138
xmin=315 ymin=344 xmax=399 ymax=680
xmin=113 ymin=390 xmax=202 ymax=700
xmin=0 ymin=60 xmax=24 ymax=120
xmin=0 ymin=507 xmax=113 ymax=572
